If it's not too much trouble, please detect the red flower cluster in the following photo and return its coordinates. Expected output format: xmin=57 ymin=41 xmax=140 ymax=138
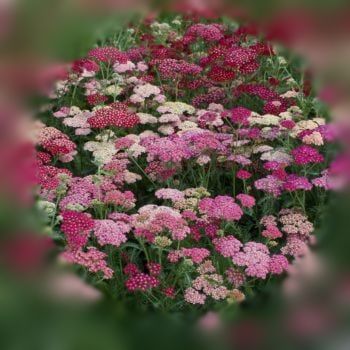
xmin=208 ymin=66 xmax=236 ymax=82
xmin=292 ymin=145 xmax=325 ymax=165
xmin=147 ymin=262 xmax=162 ymax=276
xmin=123 ymin=263 xmax=140 ymax=276
xmin=236 ymin=83 xmax=278 ymax=100
xmin=37 ymin=127 xmax=76 ymax=158
xmin=192 ymin=88 xmax=226 ymax=107
xmin=36 ymin=165 xmax=71 ymax=190
xmin=42 ymin=138 xmax=76 ymax=157
xmin=88 ymin=107 xmax=139 ymax=129
xmin=230 ymin=106 xmax=251 ymax=126
xmin=88 ymin=46 xmax=128 ymax=63
xmin=225 ymin=47 xmax=259 ymax=74
xmin=87 ymin=93 xmax=108 ymax=106
xmin=72 ymin=58 xmax=100 ymax=74
xmin=36 ymin=151 xmax=51 ymax=165
xmin=60 ymin=210 xmax=94 ymax=249
xmin=125 ymin=272 xmax=160 ymax=292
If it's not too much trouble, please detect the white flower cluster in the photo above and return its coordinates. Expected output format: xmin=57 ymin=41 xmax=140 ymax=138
xmin=136 ymin=113 xmax=158 ymax=124
xmin=260 ymin=149 xmax=293 ymax=164
xmin=150 ymin=21 xmax=172 ymax=39
xmin=249 ymin=113 xmax=280 ymax=126
xmin=37 ymin=200 xmax=56 ymax=217
xmin=130 ymin=83 xmax=166 ymax=104
xmin=290 ymin=117 xmax=325 ymax=138
xmin=54 ymin=106 xmax=92 ymax=135
xmin=84 ymin=130 xmax=117 ymax=165
xmin=157 ymin=102 xmax=196 ymax=115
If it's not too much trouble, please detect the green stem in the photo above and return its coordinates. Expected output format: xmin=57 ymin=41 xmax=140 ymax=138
xmin=139 ymin=239 xmax=150 ymax=262
xmin=130 ymin=156 xmax=156 ymax=187
xmin=232 ymin=164 xmax=236 ymax=197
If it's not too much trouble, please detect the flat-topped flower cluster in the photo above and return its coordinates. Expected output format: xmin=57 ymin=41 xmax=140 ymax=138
xmin=33 ymin=15 xmax=343 ymax=310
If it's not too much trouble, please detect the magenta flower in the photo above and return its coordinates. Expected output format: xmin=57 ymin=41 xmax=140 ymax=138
xmin=283 ymin=174 xmax=313 ymax=191
xmin=60 ymin=210 xmax=94 ymax=249
xmin=125 ymin=273 xmax=159 ymax=292
xmin=199 ymin=195 xmax=243 ymax=221
xmin=236 ymin=194 xmax=256 ymax=208
xmin=269 ymin=255 xmax=289 ymax=274
xmin=236 ymin=169 xmax=252 ymax=180
xmin=292 ymin=145 xmax=324 ymax=165
xmin=213 ymin=236 xmax=242 ymax=258
xmin=181 ymin=248 xmax=210 ymax=264
xmin=230 ymin=107 xmax=251 ymax=126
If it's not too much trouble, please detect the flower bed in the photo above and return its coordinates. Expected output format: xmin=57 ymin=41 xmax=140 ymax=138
xmin=33 ymin=15 xmax=342 ymax=311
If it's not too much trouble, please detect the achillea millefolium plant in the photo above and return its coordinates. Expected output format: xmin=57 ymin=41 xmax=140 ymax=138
xmin=33 ymin=15 xmax=344 ymax=312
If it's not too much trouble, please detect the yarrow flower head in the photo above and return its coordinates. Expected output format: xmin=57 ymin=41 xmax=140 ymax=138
xmin=184 ymin=23 xmax=224 ymax=44
xmin=88 ymin=46 xmax=128 ymax=64
xmin=213 ymin=236 xmax=242 ymax=258
xmin=60 ymin=210 xmax=94 ymax=249
xmin=225 ymin=268 xmax=246 ymax=288
xmin=147 ymin=262 xmax=162 ymax=276
xmin=254 ymin=175 xmax=284 ymax=197
xmin=292 ymin=145 xmax=324 ymax=165
xmin=61 ymin=247 xmax=113 ymax=279
xmin=125 ymin=273 xmax=159 ymax=292
xmin=198 ymin=196 xmax=243 ymax=221
xmin=269 ymin=254 xmax=289 ymax=274
xmin=184 ymin=287 xmax=206 ymax=305
xmin=235 ymin=194 xmax=256 ymax=208
xmin=236 ymin=169 xmax=252 ymax=180
xmin=230 ymin=107 xmax=252 ymax=126
xmin=232 ymin=242 xmax=271 ymax=279
xmin=88 ymin=106 xmax=140 ymax=129
xmin=155 ymin=188 xmax=185 ymax=202
xmin=132 ymin=205 xmax=190 ymax=241
xmin=93 ymin=219 xmax=129 ymax=247
xmin=181 ymin=248 xmax=210 ymax=264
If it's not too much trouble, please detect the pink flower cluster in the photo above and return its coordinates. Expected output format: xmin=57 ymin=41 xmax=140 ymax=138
xmin=152 ymin=59 xmax=202 ymax=79
xmin=133 ymin=205 xmax=190 ymax=241
xmin=184 ymin=23 xmax=224 ymax=44
xmin=236 ymin=194 xmax=256 ymax=208
xmin=199 ymin=196 xmax=243 ymax=221
xmin=225 ymin=268 xmax=246 ymax=288
xmin=260 ymin=215 xmax=283 ymax=239
xmin=232 ymin=242 xmax=272 ymax=279
xmin=62 ymin=247 xmax=113 ymax=279
xmin=93 ymin=219 xmax=129 ymax=247
xmin=168 ymin=248 xmax=210 ymax=264
xmin=213 ymin=236 xmax=242 ymax=258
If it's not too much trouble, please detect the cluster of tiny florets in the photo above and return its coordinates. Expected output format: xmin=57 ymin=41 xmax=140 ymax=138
xmin=60 ymin=210 xmax=94 ymax=249
xmin=88 ymin=46 xmax=128 ymax=63
xmin=125 ymin=272 xmax=160 ymax=292
xmin=88 ymin=107 xmax=140 ymax=129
